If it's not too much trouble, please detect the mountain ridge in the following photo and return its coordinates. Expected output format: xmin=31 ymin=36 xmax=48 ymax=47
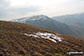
xmin=53 ymin=13 xmax=84 ymax=26
xmin=11 ymin=15 xmax=84 ymax=38
xmin=53 ymin=13 xmax=84 ymax=38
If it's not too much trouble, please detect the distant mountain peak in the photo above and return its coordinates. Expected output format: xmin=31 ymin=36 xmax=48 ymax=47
xmin=11 ymin=15 xmax=51 ymax=22
xmin=27 ymin=15 xmax=50 ymax=21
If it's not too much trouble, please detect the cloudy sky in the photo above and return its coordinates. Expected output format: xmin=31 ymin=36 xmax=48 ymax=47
xmin=0 ymin=0 xmax=84 ymax=20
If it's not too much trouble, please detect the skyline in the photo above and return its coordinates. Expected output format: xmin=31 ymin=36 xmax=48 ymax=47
xmin=0 ymin=0 xmax=84 ymax=20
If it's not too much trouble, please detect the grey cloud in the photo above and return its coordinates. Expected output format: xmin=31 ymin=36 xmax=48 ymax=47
xmin=0 ymin=0 xmax=40 ymax=20
xmin=0 ymin=0 xmax=84 ymax=20
xmin=0 ymin=0 xmax=9 ymax=7
xmin=9 ymin=6 xmax=40 ymax=15
xmin=0 ymin=0 xmax=10 ymax=19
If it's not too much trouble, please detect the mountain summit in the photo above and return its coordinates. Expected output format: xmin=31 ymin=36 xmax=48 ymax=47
xmin=27 ymin=15 xmax=50 ymax=21
xmin=12 ymin=15 xmax=51 ymax=23
xmin=11 ymin=15 xmax=82 ymax=38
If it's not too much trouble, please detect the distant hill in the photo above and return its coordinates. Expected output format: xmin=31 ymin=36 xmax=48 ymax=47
xmin=53 ymin=13 xmax=84 ymax=27
xmin=11 ymin=15 xmax=84 ymax=38
xmin=0 ymin=21 xmax=84 ymax=56
xmin=53 ymin=13 xmax=84 ymax=38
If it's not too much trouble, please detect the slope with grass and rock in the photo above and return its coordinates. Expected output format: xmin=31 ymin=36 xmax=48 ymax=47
xmin=0 ymin=21 xmax=84 ymax=56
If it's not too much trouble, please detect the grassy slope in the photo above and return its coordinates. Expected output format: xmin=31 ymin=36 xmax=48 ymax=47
xmin=0 ymin=21 xmax=84 ymax=56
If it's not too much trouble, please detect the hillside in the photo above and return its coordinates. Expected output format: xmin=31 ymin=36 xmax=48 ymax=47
xmin=0 ymin=21 xmax=84 ymax=56
xmin=11 ymin=15 xmax=81 ymax=38
xmin=53 ymin=13 xmax=84 ymax=38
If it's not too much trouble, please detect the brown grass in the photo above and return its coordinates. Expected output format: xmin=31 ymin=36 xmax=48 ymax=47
xmin=0 ymin=21 xmax=84 ymax=56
